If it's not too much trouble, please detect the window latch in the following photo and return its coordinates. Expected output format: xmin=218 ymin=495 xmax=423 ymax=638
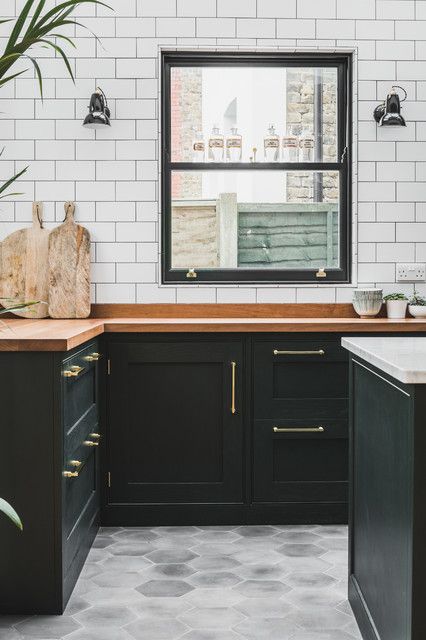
xmin=186 ymin=268 xmax=198 ymax=279
xmin=316 ymin=267 xmax=327 ymax=278
xmin=341 ymin=146 xmax=348 ymax=163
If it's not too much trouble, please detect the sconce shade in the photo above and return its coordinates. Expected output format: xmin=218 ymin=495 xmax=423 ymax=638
xmin=83 ymin=87 xmax=111 ymax=129
xmin=374 ymin=86 xmax=407 ymax=127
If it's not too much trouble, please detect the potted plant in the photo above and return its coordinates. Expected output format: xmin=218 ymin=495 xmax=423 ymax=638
xmin=383 ymin=293 xmax=408 ymax=319
xmin=408 ymin=291 xmax=426 ymax=317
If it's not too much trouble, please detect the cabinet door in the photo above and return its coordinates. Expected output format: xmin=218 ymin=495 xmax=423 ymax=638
xmin=107 ymin=340 xmax=244 ymax=504
xmin=253 ymin=418 xmax=348 ymax=503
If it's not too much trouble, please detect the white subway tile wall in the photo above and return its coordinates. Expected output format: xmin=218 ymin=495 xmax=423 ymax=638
xmin=2 ymin=0 xmax=426 ymax=303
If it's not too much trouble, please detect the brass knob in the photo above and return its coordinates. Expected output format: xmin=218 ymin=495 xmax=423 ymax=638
xmin=84 ymin=440 xmax=99 ymax=447
xmin=89 ymin=433 xmax=101 ymax=439
xmin=63 ymin=470 xmax=79 ymax=478
xmin=63 ymin=365 xmax=85 ymax=377
xmin=70 ymin=460 xmax=82 ymax=467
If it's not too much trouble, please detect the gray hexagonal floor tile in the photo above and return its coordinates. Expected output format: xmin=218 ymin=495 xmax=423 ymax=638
xmin=142 ymin=563 xmax=196 ymax=580
xmin=188 ymin=571 xmax=241 ymax=588
xmin=91 ymin=570 xmax=146 ymax=588
xmin=109 ymin=542 xmax=155 ymax=556
xmin=180 ymin=631 xmax=241 ymax=640
xmin=189 ymin=555 xmax=241 ymax=572
xmin=278 ymin=543 xmax=325 ymax=557
xmin=67 ymin=628 xmax=134 ymax=640
xmin=63 ymin=596 xmax=92 ymax=616
xmin=235 ymin=525 xmax=279 ymax=538
xmin=146 ymin=549 xmax=198 ymax=564
xmin=125 ymin=618 xmax=188 ymax=640
xmin=16 ymin=615 xmax=81 ymax=639
xmin=232 ymin=617 xmax=299 ymax=639
xmin=83 ymin=586 xmax=144 ymax=606
xmin=235 ymin=563 xmax=284 ymax=580
xmin=286 ymin=608 xmax=354 ymax=630
xmin=189 ymin=543 xmax=239 ymax=557
xmin=183 ymin=587 xmax=243 ymax=608
xmin=285 ymin=571 xmax=338 ymax=589
xmin=192 ymin=531 xmax=240 ymax=543
xmin=75 ymin=604 xmax=137 ymax=628
xmin=179 ymin=606 xmax=244 ymax=629
xmin=136 ymin=579 xmax=194 ymax=597
xmin=99 ymin=554 xmax=152 ymax=571
xmin=233 ymin=596 xmax=293 ymax=618
xmin=274 ymin=531 xmax=323 ymax=544
xmin=131 ymin=596 xmax=193 ymax=619
xmin=233 ymin=579 xmax=290 ymax=597
xmin=114 ymin=529 xmax=159 ymax=542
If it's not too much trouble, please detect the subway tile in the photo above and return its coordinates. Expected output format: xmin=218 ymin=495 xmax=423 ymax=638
xmin=397 ymin=61 xmax=426 ymax=80
xmin=376 ymin=243 xmax=415 ymax=262
xmin=35 ymin=181 xmax=75 ymax=201
xmin=377 ymin=202 xmax=415 ymax=221
xmin=296 ymin=288 xmax=336 ymax=303
xmin=196 ymin=18 xmax=236 ymax=37
xmin=358 ymin=60 xmax=396 ymax=80
xmin=83 ymin=222 xmax=116 ymax=242
xmin=377 ymin=1 xmax=415 ymax=19
xmin=358 ymin=142 xmax=395 ymax=161
xmin=96 ymin=243 xmax=136 ymax=262
xmin=91 ymin=263 xmax=116 ymax=283
xmin=116 ymin=141 xmax=156 ymax=160
xmin=256 ymin=288 xmax=297 ymax=303
xmin=96 ymin=161 xmax=135 ymax=181
xmin=317 ymin=20 xmax=355 ymax=39
xmin=138 ymin=0 xmax=176 ymax=16
xmin=57 ymin=161 xmax=96 ymax=181
xmin=117 ymin=59 xmax=156 ymax=79
xmin=358 ymin=223 xmax=396 ymax=242
xmin=116 ymin=181 xmax=156 ymax=201
xmin=157 ymin=18 xmax=196 ymax=37
xmin=396 ymin=20 xmax=426 ymax=40
xmin=76 ymin=141 xmax=116 ymax=160
xmin=236 ymin=19 xmax=275 ymax=38
xmin=116 ymin=222 xmax=156 ymax=242
xmin=36 ymin=140 xmax=73 ymax=160
xmin=337 ymin=0 xmax=375 ymax=18
xmin=115 ymin=99 xmax=156 ymax=119
xmin=376 ymin=162 xmax=415 ymax=182
xmin=397 ymin=182 xmax=426 ymax=201
xmin=177 ymin=287 xmax=217 ymax=303
xmin=96 ymin=202 xmax=136 ymax=222
xmin=178 ymin=0 xmax=216 ymax=16
xmin=358 ymin=263 xmax=396 ymax=283
xmin=297 ymin=0 xmax=336 ymax=18
xmin=15 ymin=120 xmax=54 ymax=140
xmin=97 ymin=38 xmax=136 ymax=58
xmin=218 ymin=0 xmax=256 ymax=17
xmin=137 ymin=284 xmax=176 ymax=303
xmin=397 ymin=142 xmax=426 ymax=160
xmin=376 ymin=40 xmax=415 ymax=60
xmin=277 ymin=19 xmax=315 ymax=38
xmin=217 ymin=288 xmax=256 ymax=303
xmin=96 ymin=284 xmax=136 ymax=303
xmin=397 ymin=222 xmax=426 ymax=241
xmin=116 ymin=18 xmax=156 ymax=37
xmin=137 ymin=242 xmax=159 ymax=262
xmin=117 ymin=263 xmax=157 ymax=283
xmin=258 ymin=0 xmax=296 ymax=17
xmin=76 ymin=182 xmax=116 ymax=202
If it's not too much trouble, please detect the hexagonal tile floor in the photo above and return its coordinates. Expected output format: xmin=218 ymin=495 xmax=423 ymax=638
xmin=5 ymin=525 xmax=362 ymax=639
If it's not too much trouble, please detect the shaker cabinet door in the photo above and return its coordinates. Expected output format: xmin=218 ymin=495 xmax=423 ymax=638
xmin=107 ymin=340 xmax=244 ymax=505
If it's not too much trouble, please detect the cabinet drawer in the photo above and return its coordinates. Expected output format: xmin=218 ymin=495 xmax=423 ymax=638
xmin=254 ymin=338 xmax=349 ymax=419
xmin=62 ymin=342 xmax=100 ymax=439
xmin=253 ymin=418 xmax=348 ymax=503
xmin=63 ymin=443 xmax=98 ymax=575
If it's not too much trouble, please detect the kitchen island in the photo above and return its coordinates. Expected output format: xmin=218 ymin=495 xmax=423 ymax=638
xmin=342 ymin=337 xmax=426 ymax=640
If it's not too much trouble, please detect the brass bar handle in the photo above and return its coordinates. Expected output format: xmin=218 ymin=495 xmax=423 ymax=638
xmin=89 ymin=433 xmax=101 ymax=439
xmin=273 ymin=349 xmax=325 ymax=356
xmin=273 ymin=426 xmax=325 ymax=433
xmin=231 ymin=361 xmax=237 ymax=415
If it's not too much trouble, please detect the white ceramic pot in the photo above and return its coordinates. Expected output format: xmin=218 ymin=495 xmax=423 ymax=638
xmin=408 ymin=305 xmax=426 ymax=317
xmin=352 ymin=289 xmax=383 ymax=318
xmin=386 ymin=300 xmax=408 ymax=319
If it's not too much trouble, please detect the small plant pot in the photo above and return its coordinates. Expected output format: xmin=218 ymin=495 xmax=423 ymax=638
xmin=386 ymin=300 xmax=408 ymax=319
xmin=408 ymin=305 xmax=426 ymax=318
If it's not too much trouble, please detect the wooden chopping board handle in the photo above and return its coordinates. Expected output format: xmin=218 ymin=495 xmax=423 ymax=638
xmin=63 ymin=201 xmax=75 ymax=223
xmin=32 ymin=202 xmax=43 ymax=228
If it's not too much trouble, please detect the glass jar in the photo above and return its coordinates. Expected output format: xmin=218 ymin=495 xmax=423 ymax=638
xmin=226 ymin=126 xmax=242 ymax=162
xmin=299 ymin=132 xmax=315 ymax=162
xmin=208 ymin=125 xmax=224 ymax=162
xmin=192 ymin=130 xmax=205 ymax=162
xmin=282 ymin=128 xmax=299 ymax=162
xmin=264 ymin=124 xmax=280 ymax=162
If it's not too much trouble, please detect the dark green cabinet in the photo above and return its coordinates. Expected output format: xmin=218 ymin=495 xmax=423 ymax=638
xmin=0 ymin=341 xmax=101 ymax=614
xmin=106 ymin=339 xmax=244 ymax=511
xmin=348 ymin=356 xmax=426 ymax=640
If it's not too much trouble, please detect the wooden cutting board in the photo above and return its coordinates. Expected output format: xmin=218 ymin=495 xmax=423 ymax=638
xmin=48 ymin=201 xmax=91 ymax=319
xmin=0 ymin=202 xmax=50 ymax=318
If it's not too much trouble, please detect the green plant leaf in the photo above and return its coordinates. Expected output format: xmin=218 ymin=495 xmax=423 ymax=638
xmin=37 ymin=39 xmax=74 ymax=82
xmin=0 ymin=69 xmax=28 ymax=87
xmin=0 ymin=498 xmax=23 ymax=530
xmin=27 ymin=0 xmax=47 ymax=33
xmin=36 ymin=0 xmax=111 ymax=30
xmin=0 ymin=165 xmax=28 ymax=198
xmin=5 ymin=0 xmax=36 ymax=53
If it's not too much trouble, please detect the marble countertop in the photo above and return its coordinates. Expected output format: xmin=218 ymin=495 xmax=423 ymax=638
xmin=342 ymin=336 xmax=426 ymax=384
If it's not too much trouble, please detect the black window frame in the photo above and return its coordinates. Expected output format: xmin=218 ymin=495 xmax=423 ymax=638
xmin=161 ymin=51 xmax=352 ymax=285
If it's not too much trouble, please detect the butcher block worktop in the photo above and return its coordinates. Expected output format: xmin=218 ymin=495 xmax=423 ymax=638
xmin=1 ymin=304 xmax=426 ymax=351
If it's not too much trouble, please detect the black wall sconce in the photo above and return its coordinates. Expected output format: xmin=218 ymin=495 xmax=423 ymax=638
xmin=373 ymin=86 xmax=407 ymax=126
xmin=83 ymin=87 xmax=111 ymax=129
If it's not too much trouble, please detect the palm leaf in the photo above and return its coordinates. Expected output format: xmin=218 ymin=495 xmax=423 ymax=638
xmin=27 ymin=0 xmax=47 ymax=33
xmin=0 ymin=69 xmax=28 ymax=87
xmin=37 ymin=39 xmax=74 ymax=82
xmin=0 ymin=498 xmax=23 ymax=530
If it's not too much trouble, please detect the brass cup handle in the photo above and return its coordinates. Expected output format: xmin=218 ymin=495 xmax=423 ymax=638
xmin=63 ymin=460 xmax=83 ymax=479
xmin=273 ymin=426 xmax=325 ymax=433
xmin=84 ymin=352 xmax=101 ymax=362
xmin=63 ymin=365 xmax=85 ymax=378
xmin=84 ymin=440 xmax=99 ymax=447
xmin=89 ymin=433 xmax=101 ymax=439
xmin=273 ymin=349 xmax=325 ymax=356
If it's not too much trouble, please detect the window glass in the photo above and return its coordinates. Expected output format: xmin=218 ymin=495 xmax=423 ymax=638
xmin=170 ymin=66 xmax=338 ymax=163
xmin=171 ymin=171 xmax=339 ymax=270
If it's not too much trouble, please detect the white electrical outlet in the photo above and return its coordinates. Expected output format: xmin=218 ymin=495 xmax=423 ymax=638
xmin=396 ymin=263 xmax=426 ymax=282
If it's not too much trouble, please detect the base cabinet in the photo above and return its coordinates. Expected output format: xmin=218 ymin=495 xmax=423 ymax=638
xmin=106 ymin=339 xmax=244 ymax=511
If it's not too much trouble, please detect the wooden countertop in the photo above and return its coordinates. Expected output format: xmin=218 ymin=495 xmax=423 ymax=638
xmin=2 ymin=313 xmax=426 ymax=351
